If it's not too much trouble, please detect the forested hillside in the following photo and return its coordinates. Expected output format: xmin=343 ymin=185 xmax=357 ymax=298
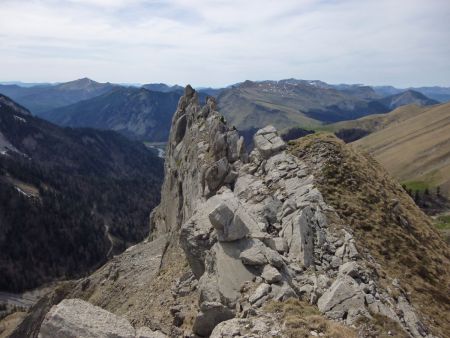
xmin=0 ymin=94 xmax=164 ymax=292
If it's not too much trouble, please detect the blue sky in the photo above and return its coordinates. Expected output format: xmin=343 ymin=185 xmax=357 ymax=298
xmin=0 ymin=0 xmax=449 ymax=87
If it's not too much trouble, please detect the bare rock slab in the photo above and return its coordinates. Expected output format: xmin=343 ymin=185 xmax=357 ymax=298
xmin=253 ymin=125 xmax=286 ymax=159
xmin=39 ymin=298 xmax=136 ymax=338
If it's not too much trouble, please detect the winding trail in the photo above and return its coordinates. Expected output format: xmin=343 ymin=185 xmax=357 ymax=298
xmin=104 ymin=223 xmax=114 ymax=257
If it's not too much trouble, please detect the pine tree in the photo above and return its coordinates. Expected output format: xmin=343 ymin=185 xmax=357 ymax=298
xmin=414 ymin=190 xmax=420 ymax=202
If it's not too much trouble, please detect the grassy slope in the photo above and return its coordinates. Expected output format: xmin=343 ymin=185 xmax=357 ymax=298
xmin=289 ymin=134 xmax=450 ymax=337
xmin=353 ymin=103 xmax=450 ymax=197
xmin=328 ymin=104 xmax=426 ymax=133
xmin=217 ymin=87 xmax=322 ymax=131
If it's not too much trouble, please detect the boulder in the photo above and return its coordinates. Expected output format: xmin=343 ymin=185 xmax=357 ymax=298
xmin=208 ymin=202 xmax=250 ymax=242
xmin=249 ymin=283 xmax=271 ymax=304
xmin=264 ymin=247 xmax=284 ymax=268
xmin=240 ymin=246 xmax=267 ymax=266
xmin=271 ymin=282 xmax=297 ymax=301
xmin=338 ymin=261 xmax=361 ymax=278
xmin=193 ymin=302 xmax=234 ymax=337
xmin=253 ymin=125 xmax=286 ymax=159
xmin=265 ymin=237 xmax=288 ymax=253
xmin=283 ymin=207 xmax=315 ymax=267
xmin=210 ymin=317 xmax=280 ymax=338
xmin=209 ymin=202 xmax=235 ymax=232
xmin=212 ymin=240 xmax=256 ymax=304
xmin=225 ymin=130 xmax=241 ymax=163
xmin=261 ymin=265 xmax=282 ymax=284
xmin=205 ymin=157 xmax=230 ymax=192
xmin=317 ymin=275 xmax=368 ymax=324
xmin=39 ymin=299 xmax=135 ymax=338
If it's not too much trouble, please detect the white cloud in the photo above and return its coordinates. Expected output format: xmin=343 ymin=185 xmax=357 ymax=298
xmin=0 ymin=0 xmax=449 ymax=87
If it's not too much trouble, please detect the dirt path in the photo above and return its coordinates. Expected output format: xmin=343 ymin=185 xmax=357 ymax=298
xmin=104 ymin=223 xmax=114 ymax=257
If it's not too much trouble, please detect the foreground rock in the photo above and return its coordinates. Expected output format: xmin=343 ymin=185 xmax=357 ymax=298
xmin=39 ymin=299 xmax=167 ymax=338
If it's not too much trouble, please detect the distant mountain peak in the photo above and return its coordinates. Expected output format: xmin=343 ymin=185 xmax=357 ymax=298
xmin=142 ymin=83 xmax=184 ymax=93
xmin=58 ymin=77 xmax=101 ymax=89
xmin=379 ymin=89 xmax=439 ymax=110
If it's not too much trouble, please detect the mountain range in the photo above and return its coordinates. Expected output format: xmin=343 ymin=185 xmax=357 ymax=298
xmin=0 ymin=78 xmax=447 ymax=142
xmin=0 ymin=78 xmax=116 ymax=114
xmin=40 ymin=87 xmax=182 ymax=141
xmin=216 ymin=80 xmax=439 ymax=133
xmin=0 ymin=94 xmax=164 ymax=292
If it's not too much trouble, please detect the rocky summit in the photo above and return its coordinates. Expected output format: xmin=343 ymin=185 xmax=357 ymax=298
xmin=14 ymin=86 xmax=448 ymax=338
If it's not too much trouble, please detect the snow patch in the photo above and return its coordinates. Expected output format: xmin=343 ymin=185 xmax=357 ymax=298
xmin=15 ymin=186 xmax=32 ymax=198
xmin=14 ymin=115 xmax=27 ymax=123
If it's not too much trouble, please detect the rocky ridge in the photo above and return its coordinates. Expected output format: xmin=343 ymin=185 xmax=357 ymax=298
xmin=150 ymin=86 xmax=440 ymax=337
xmin=29 ymin=86 xmax=448 ymax=337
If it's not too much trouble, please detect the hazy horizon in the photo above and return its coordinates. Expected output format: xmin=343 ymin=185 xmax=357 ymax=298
xmin=1 ymin=77 xmax=449 ymax=90
xmin=1 ymin=0 xmax=449 ymax=88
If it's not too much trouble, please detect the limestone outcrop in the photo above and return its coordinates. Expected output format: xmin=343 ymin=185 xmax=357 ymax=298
xmin=150 ymin=87 xmax=246 ymax=238
xmin=39 ymin=299 xmax=167 ymax=338
xmin=152 ymin=86 xmax=437 ymax=337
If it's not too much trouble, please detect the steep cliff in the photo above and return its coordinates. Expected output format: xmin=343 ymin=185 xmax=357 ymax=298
xmin=14 ymin=86 xmax=449 ymax=338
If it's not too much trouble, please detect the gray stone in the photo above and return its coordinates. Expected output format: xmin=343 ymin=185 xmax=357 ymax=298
xmin=193 ymin=302 xmax=234 ymax=337
xmin=397 ymin=295 xmax=429 ymax=338
xmin=224 ymin=213 xmax=250 ymax=241
xmin=283 ymin=207 xmax=314 ymax=267
xmin=173 ymin=114 xmax=187 ymax=145
xmin=136 ymin=327 xmax=168 ymax=338
xmin=256 ymin=125 xmax=277 ymax=135
xmin=265 ymin=237 xmax=288 ymax=253
xmin=209 ymin=202 xmax=235 ymax=231
xmin=249 ymin=283 xmax=271 ymax=304
xmin=212 ymin=240 xmax=256 ymax=304
xmin=184 ymin=84 xmax=195 ymax=97
xmin=264 ymin=247 xmax=284 ymax=268
xmin=240 ymin=246 xmax=267 ymax=266
xmin=261 ymin=265 xmax=282 ymax=283
xmin=198 ymin=273 xmax=221 ymax=303
xmin=208 ymin=195 xmax=262 ymax=242
xmin=226 ymin=130 xmax=241 ymax=163
xmin=211 ymin=317 xmax=281 ymax=338
xmin=39 ymin=299 xmax=135 ymax=338
xmin=317 ymin=275 xmax=368 ymax=324
xmin=338 ymin=261 xmax=361 ymax=278
xmin=205 ymin=157 xmax=230 ymax=192
xmin=282 ymin=198 xmax=297 ymax=217
xmin=271 ymin=282 xmax=297 ymax=301
xmin=253 ymin=126 xmax=286 ymax=159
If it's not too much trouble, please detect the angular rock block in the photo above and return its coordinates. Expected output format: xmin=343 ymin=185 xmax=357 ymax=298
xmin=39 ymin=298 xmax=167 ymax=338
xmin=253 ymin=125 xmax=286 ymax=159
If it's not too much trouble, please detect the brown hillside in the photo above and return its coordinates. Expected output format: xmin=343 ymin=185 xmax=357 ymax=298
xmin=329 ymin=104 xmax=426 ymax=133
xmin=289 ymin=133 xmax=450 ymax=337
xmin=354 ymin=103 xmax=450 ymax=197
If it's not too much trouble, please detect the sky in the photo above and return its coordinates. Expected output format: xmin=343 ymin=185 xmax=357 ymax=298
xmin=0 ymin=0 xmax=449 ymax=87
